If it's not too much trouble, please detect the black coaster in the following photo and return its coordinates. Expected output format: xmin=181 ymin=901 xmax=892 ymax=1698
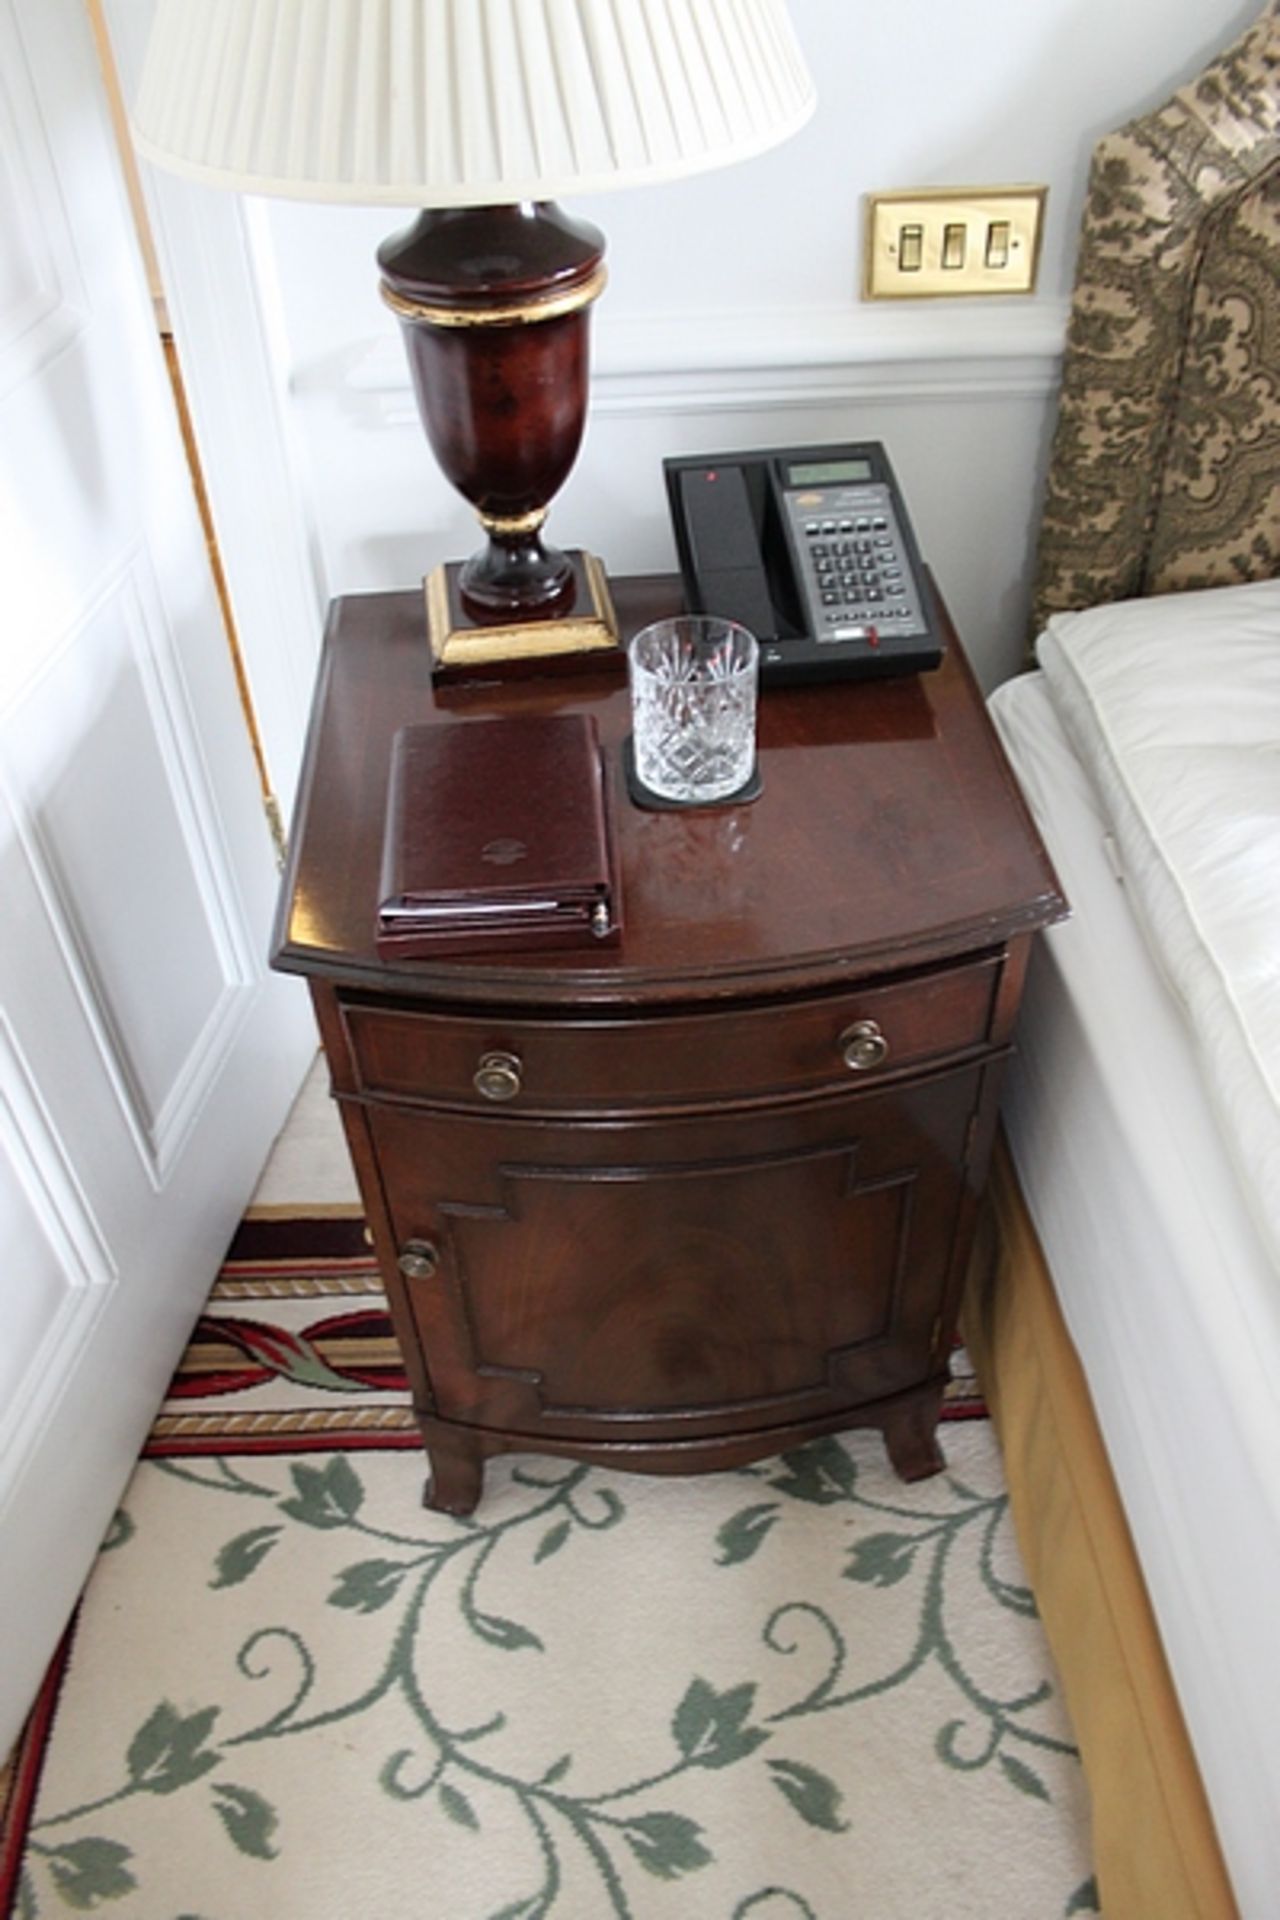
xmin=622 ymin=736 xmax=762 ymax=811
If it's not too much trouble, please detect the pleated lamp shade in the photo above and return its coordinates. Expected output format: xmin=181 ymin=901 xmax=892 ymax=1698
xmin=131 ymin=0 xmax=815 ymax=206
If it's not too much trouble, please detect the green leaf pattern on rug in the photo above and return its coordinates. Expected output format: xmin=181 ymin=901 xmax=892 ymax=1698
xmin=280 ymin=1456 xmax=365 ymax=1529
xmin=714 ymin=1500 xmax=782 ymax=1565
xmin=209 ymin=1783 xmax=280 ymax=1859
xmin=438 ymin=1782 xmax=481 ymax=1831
xmin=22 ymin=1700 xmax=283 ymax=1914
xmin=18 ymin=1437 xmax=1086 ymax=1918
xmin=100 ymin=1510 xmax=134 ymax=1554
xmin=619 ymin=1809 xmax=712 ymax=1880
xmin=702 ymin=1438 xmax=1080 ymax=1822
xmin=672 ymin=1678 xmax=769 ymax=1770
xmin=767 ymin=1436 xmax=858 ymax=1505
xmin=844 ymin=1530 xmax=918 ymax=1587
xmin=327 ymin=1557 xmax=414 ymax=1613
xmin=210 ymin=1523 xmax=284 ymax=1589
xmin=765 ymin=1759 xmax=850 ymax=1833
xmin=42 ymin=1838 xmax=136 ymax=1910
xmin=126 ymin=1704 xmax=221 ymax=1797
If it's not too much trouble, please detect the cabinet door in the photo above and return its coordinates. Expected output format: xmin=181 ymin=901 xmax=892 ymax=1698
xmin=368 ymin=1064 xmax=987 ymax=1447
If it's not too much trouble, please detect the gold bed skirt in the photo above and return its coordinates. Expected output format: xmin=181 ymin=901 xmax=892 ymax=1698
xmin=966 ymin=1139 xmax=1237 ymax=1920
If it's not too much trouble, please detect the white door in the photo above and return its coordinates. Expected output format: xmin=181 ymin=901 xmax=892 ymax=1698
xmin=0 ymin=0 xmax=315 ymax=1750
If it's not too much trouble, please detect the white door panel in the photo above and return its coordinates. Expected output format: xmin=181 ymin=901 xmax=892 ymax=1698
xmin=0 ymin=0 xmax=88 ymax=395
xmin=0 ymin=1011 xmax=115 ymax=1489
xmin=2 ymin=553 xmax=254 ymax=1175
xmin=0 ymin=0 xmax=315 ymax=1749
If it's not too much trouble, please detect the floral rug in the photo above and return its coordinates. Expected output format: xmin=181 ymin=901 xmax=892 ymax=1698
xmin=1 ymin=1216 xmax=1098 ymax=1920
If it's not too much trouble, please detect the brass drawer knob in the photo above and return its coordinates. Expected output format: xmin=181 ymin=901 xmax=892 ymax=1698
xmin=473 ymin=1050 xmax=523 ymax=1101
xmin=397 ymin=1239 xmax=439 ymax=1281
xmin=839 ymin=1019 xmax=889 ymax=1072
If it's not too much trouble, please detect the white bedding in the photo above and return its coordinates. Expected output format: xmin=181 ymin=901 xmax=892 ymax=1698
xmin=988 ymin=664 xmax=1280 ymax=1920
xmin=1035 ymin=581 xmax=1280 ymax=1276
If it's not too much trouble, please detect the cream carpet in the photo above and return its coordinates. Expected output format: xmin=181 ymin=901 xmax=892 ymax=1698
xmin=2 ymin=1064 xmax=1098 ymax=1920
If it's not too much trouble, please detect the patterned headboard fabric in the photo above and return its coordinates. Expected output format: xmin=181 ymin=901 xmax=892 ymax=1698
xmin=1030 ymin=3 xmax=1280 ymax=636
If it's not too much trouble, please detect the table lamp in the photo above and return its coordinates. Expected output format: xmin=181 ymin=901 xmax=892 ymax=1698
xmin=130 ymin=0 xmax=815 ymax=675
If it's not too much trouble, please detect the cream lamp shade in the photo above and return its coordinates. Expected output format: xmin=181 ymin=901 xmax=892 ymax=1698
xmin=131 ymin=0 xmax=816 ymax=205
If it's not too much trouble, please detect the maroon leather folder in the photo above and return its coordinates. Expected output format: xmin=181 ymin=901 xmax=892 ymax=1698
xmin=376 ymin=713 xmax=621 ymax=959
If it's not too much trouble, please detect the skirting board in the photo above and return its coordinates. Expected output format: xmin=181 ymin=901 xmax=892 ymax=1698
xmin=964 ymin=1138 xmax=1237 ymax=1920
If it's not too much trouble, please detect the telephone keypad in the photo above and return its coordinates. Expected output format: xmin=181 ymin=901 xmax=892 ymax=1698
xmin=784 ymin=479 xmax=929 ymax=649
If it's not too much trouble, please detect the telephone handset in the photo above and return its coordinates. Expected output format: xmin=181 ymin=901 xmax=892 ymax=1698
xmin=664 ymin=443 xmax=943 ymax=685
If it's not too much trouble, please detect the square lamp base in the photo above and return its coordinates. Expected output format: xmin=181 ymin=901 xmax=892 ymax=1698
xmin=425 ymin=550 xmax=621 ymax=678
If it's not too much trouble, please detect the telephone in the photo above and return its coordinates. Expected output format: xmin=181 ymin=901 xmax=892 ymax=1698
xmin=664 ymin=442 xmax=943 ymax=685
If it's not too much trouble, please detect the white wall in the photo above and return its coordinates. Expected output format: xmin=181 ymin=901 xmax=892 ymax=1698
xmin=260 ymin=0 xmax=1256 ymax=689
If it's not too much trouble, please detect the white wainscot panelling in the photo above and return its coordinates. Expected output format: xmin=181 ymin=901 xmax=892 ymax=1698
xmin=0 ymin=1012 xmax=115 ymax=1514
xmin=0 ymin=0 xmax=86 ymax=395
xmin=0 ymin=552 xmax=257 ymax=1183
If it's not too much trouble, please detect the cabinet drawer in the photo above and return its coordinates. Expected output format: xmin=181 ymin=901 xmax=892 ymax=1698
xmin=339 ymin=957 xmax=1000 ymax=1113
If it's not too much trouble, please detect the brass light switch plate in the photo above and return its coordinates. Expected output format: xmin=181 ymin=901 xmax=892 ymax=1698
xmin=864 ymin=187 xmax=1046 ymax=298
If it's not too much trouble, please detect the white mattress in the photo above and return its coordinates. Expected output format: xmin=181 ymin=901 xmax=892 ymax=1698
xmin=1036 ymin=581 xmax=1280 ymax=1278
xmin=988 ymin=668 xmax=1280 ymax=1920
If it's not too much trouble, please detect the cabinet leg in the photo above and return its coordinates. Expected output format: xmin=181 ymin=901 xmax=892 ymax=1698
xmin=420 ymin=1423 xmax=485 ymax=1517
xmin=881 ymin=1392 xmax=946 ymax=1483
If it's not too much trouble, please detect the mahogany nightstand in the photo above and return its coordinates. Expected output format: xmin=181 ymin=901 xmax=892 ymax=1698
xmin=273 ymin=578 xmax=1064 ymax=1515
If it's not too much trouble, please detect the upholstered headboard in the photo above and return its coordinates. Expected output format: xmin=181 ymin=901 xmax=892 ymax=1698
xmin=1030 ymin=3 xmax=1280 ymax=635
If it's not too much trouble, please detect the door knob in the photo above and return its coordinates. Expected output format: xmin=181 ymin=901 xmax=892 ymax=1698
xmin=473 ymin=1050 xmax=523 ymax=1101
xmin=397 ymin=1239 xmax=439 ymax=1280
xmin=839 ymin=1019 xmax=889 ymax=1072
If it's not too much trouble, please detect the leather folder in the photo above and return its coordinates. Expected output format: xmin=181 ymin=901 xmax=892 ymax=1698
xmin=376 ymin=713 xmax=621 ymax=959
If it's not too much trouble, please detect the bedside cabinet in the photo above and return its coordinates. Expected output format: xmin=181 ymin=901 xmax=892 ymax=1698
xmin=273 ymin=579 xmax=1065 ymax=1515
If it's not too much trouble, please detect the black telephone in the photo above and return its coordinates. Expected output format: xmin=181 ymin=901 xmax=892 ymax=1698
xmin=664 ymin=442 xmax=942 ymax=685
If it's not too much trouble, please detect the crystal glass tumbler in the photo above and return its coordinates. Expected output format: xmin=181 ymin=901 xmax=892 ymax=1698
xmin=628 ymin=616 xmax=759 ymax=804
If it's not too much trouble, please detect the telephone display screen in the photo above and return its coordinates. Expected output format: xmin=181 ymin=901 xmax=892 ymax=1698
xmin=785 ymin=458 xmax=874 ymax=487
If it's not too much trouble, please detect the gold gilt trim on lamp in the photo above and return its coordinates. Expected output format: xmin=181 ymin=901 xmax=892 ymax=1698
xmin=480 ymin=507 xmax=550 ymax=538
xmin=380 ymin=265 xmax=609 ymax=330
xmin=426 ymin=553 xmax=619 ymax=674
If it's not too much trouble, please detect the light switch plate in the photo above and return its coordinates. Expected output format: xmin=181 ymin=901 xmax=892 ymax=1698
xmin=864 ymin=187 xmax=1046 ymax=298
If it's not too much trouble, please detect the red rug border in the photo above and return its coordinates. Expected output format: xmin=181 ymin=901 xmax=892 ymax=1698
xmin=0 ymin=1617 xmax=77 ymax=1919
xmin=142 ymin=1430 xmax=425 ymax=1459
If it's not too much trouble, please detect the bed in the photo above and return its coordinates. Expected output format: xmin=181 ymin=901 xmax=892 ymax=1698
xmin=965 ymin=10 xmax=1280 ymax=1918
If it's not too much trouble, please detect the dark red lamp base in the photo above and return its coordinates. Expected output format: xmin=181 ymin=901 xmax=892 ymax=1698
xmin=378 ymin=202 xmax=620 ymax=671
